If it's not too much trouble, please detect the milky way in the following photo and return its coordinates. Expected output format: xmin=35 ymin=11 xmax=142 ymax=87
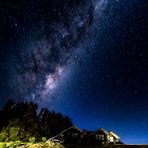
xmin=1 ymin=0 xmax=148 ymax=143
xmin=6 ymin=0 xmax=109 ymax=105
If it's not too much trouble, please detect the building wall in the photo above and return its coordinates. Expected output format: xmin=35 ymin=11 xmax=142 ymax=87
xmin=61 ymin=128 xmax=84 ymax=144
xmin=88 ymin=130 xmax=109 ymax=144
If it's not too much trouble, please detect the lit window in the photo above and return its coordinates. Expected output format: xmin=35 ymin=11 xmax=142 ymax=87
xmin=101 ymin=135 xmax=104 ymax=140
xmin=96 ymin=134 xmax=104 ymax=140
xmin=109 ymin=136 xmax=114 ymax=142
xmin=107 ymin=135 xmax=110 ymax=140
xmin=95 ymin=134 xmax=99 ymax=140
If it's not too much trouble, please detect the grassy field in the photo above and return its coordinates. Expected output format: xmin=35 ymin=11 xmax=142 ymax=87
xmin=64 ymin=144 xmax=148 ymax=148
xmin=0 ymin=142 xmax=148 ymax=148
xmin=0 ymin=141 xmax=64 ymax=148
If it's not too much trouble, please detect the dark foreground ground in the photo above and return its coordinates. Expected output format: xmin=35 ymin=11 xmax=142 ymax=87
xmin=64 ymin=144 xmax=148 ymax=148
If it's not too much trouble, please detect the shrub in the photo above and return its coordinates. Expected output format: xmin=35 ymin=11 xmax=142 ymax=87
xmin=9 ymin=127 xmax=19 ymax=135
xmin=9 ymin=127 xmax=20 ymax=141
xmin=9 ymin=134 xmax=20 ymax=141
xmin=0 ymin=133 xmax=8 ymax=142
xmin=22 ymin=132 xmax=31 ymax=142
xmin=54 ymin=143 xmax=64 ymax=148
xmin=15 ymin=140 xmax=21 ymax=147
xmin=28 ymin=143 xmax=43 ymax=148
xmin=8 ymin=142 xmax=16 ymax=148
xmin=0 ymin=143 xmax=6 ymax=148
xmin=29 ymin=137 xmax=36 ymax=144
xmin=44 ymin=140 xmax=54 ymax=147
xmin=42 ymin=137 xmax=47 ymax=142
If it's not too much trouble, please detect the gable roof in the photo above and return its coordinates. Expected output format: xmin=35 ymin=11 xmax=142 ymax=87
xmin=50 ymin=125 xmax=121 ymax=142
xmin=109 ymin=131 xmax=120 ymax=139
xmin=60 ymin=125 xmax=86 ymax=135
xmin=50 ymin=135 xmax=63 ymax=141
xmin=84 ymin=130 xmax=94 ymax=135
xmin=88 ymin=128 xmax=109 ymax=136
xmin=50 ymin=125 xmax=86 ymax=140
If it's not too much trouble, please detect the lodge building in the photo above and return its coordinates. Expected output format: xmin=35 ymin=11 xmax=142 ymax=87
xmin=50 ymin=125 xmax=124 ymax=144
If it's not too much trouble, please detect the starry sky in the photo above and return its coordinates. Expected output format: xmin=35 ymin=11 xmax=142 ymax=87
xmin=0 ymin=0 xmax=147 ymax=144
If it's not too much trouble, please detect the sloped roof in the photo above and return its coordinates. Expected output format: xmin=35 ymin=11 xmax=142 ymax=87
xmin=50 ymin=135 xmax=63 ymax=141
xmin=109 ymin=131 xmax=120 ymax=139
xmin=50 ymin=125 xmax=86 ymax=140
xmin=84 ymin=130 xmax=94 ymax=135
xmin=60 ymin=125 xmax=86 ymax=135
xmin=88 ymin=128 xmax=109 ymax=136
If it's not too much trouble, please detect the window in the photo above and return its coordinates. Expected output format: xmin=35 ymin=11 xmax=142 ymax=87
xmin=72 ymin=133 xmax=78 ymax=138
xmin=96 ymin=134 xmax=104 ymax=140
xmin=109 ymin=136 xmax=114 ymax=142
xmin=95 ymin=134 xmax=99 ymax=140
xmin=107 ymin=135 xmax=110 ymax=140
xmin=101 ymin=135 xmax=104 ymax=140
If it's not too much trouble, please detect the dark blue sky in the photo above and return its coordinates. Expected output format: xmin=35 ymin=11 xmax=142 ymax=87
xmin=0 ymin=0 xmax=147 ymax=144
xmin=55 ymin=0 xmax=148 ymax=144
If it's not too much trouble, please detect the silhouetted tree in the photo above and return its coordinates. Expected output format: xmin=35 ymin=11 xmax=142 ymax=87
xmin=0 ymin=100 xmax=73 ymax=141
xmin=0 ymin=100 xmax=16 ymax=129
xmin=39 ymin=109 xmax=73 ymax=137
xmin=39 ymin=108 xmax=51 ymax=137
xmin=21 ymin=102 xmax=39 ymax=136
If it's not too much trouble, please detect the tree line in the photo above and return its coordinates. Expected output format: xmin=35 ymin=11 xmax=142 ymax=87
xmin=0 ymin=100 xmax=73 ymax=142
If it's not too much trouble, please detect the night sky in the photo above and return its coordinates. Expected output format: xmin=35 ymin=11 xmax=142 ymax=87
xmin=0 ymin=0 xmax=147 ymax=144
